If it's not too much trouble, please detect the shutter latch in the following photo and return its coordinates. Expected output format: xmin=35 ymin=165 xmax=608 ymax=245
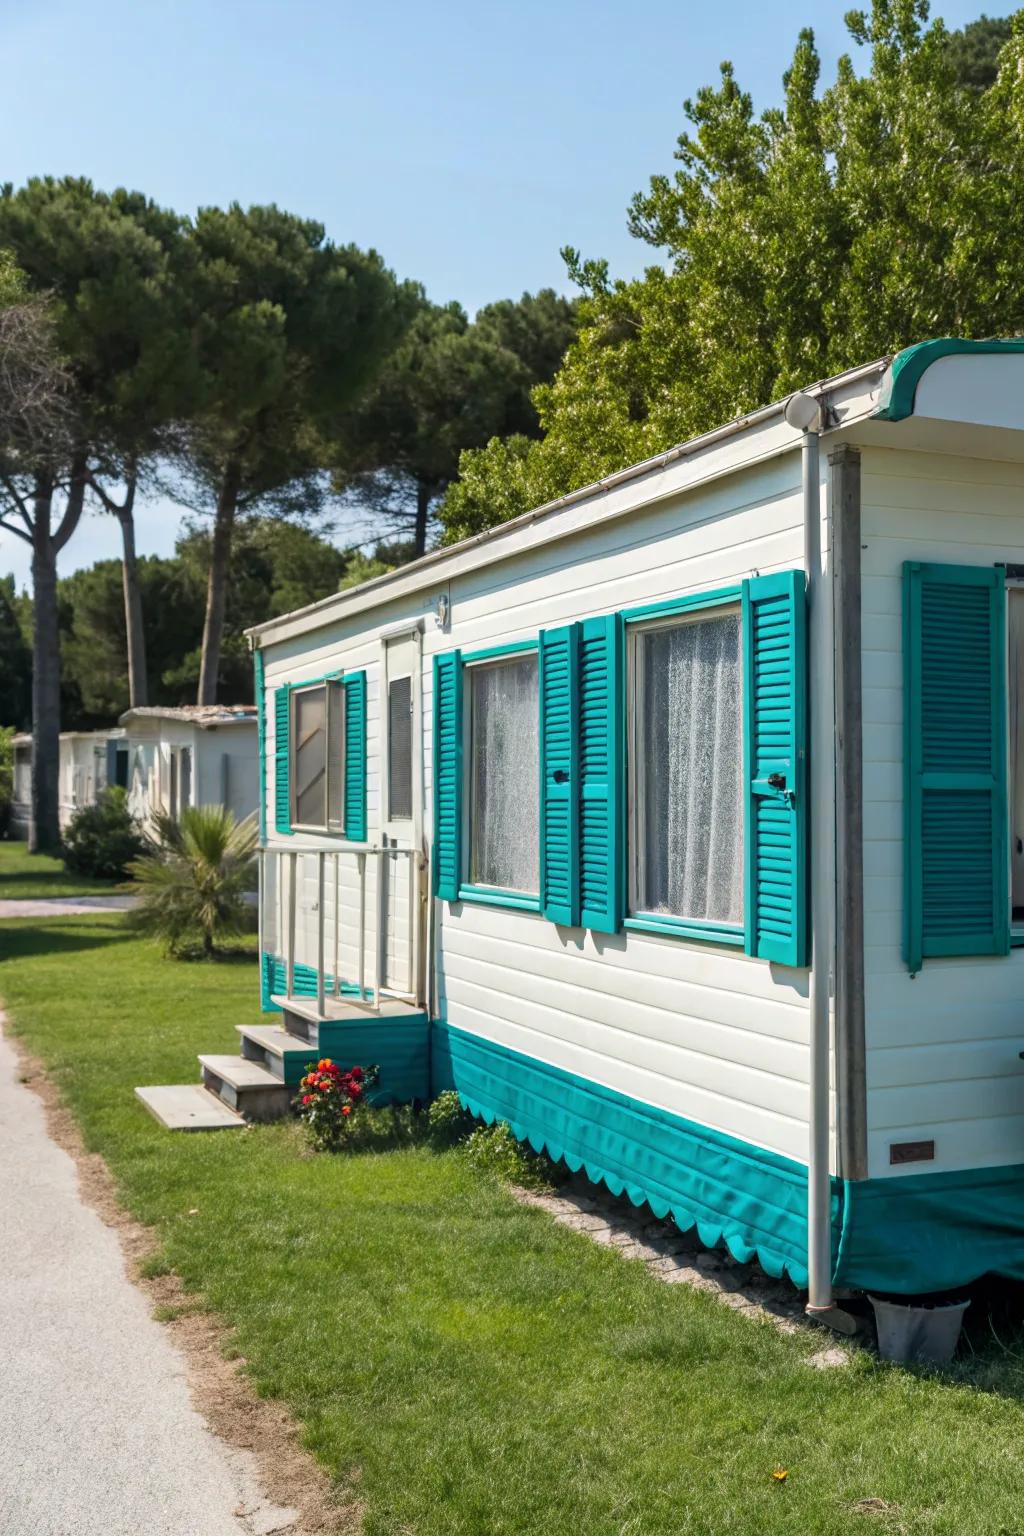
xmin=552 ymin=769 xmax=570 ymax=784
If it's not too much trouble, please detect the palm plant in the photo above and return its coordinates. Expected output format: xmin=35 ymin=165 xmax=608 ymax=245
xmin=128 ymin=805 xmax=258 ymax=957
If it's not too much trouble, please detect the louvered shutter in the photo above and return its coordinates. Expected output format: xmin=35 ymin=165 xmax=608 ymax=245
xmin=743 ymin=572 xmax=808 ymax=967
xmin=274 ymin=685 xmax=292 ymax=836
xmin=540 ymin=625 xmax=580 ymax=926
xmin=343 ymin=671 xmax=367 ymax=841
xmin=433 ymin=651 xmax=463 ymax=901
xmin=903 ymin=562 xmax=1008 ymax=970
xmin=579 ymin=614 xmax=624 ymax=933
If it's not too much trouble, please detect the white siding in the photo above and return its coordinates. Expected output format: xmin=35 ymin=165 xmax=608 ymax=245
xmin=861 ymin=446 xmax=1024 ymax=1178
xmin=263 ymin=448 xmax=832 ymax=1168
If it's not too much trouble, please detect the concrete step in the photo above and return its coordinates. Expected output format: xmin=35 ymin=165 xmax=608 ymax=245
xmin=198 ymin=1054 xmax=293 ymax=1123
xmin=236 ymin=1024 xmax=318 ymax=1085
xmin=135 ymin=1083 xmax=245 ymax=1132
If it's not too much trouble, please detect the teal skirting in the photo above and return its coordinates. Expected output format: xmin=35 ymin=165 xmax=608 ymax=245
xmin=431 ymin=1021 xmax=828 ymax=1288
xmin=835 ymin=1164 xmax=1024 ymax=1294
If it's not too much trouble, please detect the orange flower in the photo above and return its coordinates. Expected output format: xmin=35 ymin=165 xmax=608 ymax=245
xmin=342 ymin=1104 xmax=352 ymax=1116
xmin=318 ymin=1058 xmax=330 ymax=1071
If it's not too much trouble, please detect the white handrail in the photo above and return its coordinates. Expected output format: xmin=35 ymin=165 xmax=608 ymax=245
xmin=271 ymin=842 xmax=426 ymax=1014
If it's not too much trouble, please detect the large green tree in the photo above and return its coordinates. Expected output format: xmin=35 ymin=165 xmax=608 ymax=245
xmin=177 ymin=205 xmax=411 ymax=703
xmin=441 ymin=1 xmax=1024 ymax=543
xmin=53 ymin=519 xmax=351 ymax=724
xmin=0 ymin=573 xmax=31 ymax=728
xmin=336 ymin=289 xmax=577 ymax=557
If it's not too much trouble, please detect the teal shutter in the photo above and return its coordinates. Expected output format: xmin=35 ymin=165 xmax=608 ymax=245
xmin=343 ymin=670 xmax=367 ymax=841
xmin=579 ymin=614 xmax=624 ymax=933
xmin=743 ymin=571 xmax=808 ymax=967
xmin=433 ymin=651 xmax=463 ymax=901
xmin=274 ymin=685 xmax=292 ymax=836
xmin=540 ymin=625 xmax=580 ymax=926
xmin=903 ymin=562 xmax=1008 ymax=970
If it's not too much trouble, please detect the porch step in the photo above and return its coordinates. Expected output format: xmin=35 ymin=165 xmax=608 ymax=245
xmin=198 ymin=1054 xmax=293 ymax=1123
xmin=135 ymin=1083 xmax=245 ymax=1132
xmin=272 ymin=993 xmax=426 ymax=1047
xmin=236 ymin=1023 xmax=319 ymax=1085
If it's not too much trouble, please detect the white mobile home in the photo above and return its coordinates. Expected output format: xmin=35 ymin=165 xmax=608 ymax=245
xmin=9 ymin=727 xmax=128 ymax=837
xmin=118 ymin=706 xmax=259 ymax=826
xmin=171 ymin=338 xmax=1024 ymax=1315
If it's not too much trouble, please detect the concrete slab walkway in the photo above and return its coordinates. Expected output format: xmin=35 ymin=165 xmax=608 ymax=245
xmin=0 ymin=1023 xmax=298 ymax=1536
xmin=0 ymin=895 xmax=138 ymax=918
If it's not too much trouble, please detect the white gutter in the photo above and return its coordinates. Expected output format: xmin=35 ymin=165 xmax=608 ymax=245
xmin=787 ymin=392 xmax=857 ymax=1335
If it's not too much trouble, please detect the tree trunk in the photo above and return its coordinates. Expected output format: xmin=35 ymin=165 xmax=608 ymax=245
xmin=29 ymin=456 xmax=87 ymax=853
xmin=29 ymin=476 xmax=61 ymax=853
xmin=115 ymin=475 xmax=148 ymax=707
xmin=197 ymin=459 xmax=242 ymax=706
xmin=414 ymin=480 xmax=432 ymax=559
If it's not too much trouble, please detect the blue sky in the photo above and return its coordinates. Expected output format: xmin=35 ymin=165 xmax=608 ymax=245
xmin=0 ymin=0 xmax=1008 ymax=588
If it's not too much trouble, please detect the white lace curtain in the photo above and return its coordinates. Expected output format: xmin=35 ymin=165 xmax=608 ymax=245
xmin=638 ymin=612 xmax=743 ymax=924
xmin=469 ymin=656 xmax=540 ymax=893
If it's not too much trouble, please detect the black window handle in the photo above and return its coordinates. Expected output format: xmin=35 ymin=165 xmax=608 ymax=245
xmin=552 ymin=769 xmax=570 ymax=783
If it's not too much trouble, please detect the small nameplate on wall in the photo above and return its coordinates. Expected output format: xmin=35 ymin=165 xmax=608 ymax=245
xmin=889 ymin=1139 xmax=935 ymax=1166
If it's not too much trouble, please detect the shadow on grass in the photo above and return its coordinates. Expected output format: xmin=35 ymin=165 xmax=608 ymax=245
xmin=0 ymin=868 xmax=116 ymax=892
xmin=0 ymin=916 xmax=136 ymax=961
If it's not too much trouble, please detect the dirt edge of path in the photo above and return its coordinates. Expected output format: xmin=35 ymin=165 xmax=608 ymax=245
xmin=6 ymin=1027 xmax=362 ymax=1536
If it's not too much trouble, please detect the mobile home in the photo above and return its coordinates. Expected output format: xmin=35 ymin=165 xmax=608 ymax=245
xmin=154 ymin=339 xmax=1024 ymax=1318
xmin=9 ymin=727 xmax=128 ymax=837
xmin=118 ymin=705 xmax=259 ymax=826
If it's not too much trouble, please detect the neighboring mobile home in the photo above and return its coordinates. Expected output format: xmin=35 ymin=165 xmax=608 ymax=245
xmin=9 ymin=727 xmax=128 ymax=837
xmin=118 ymin=706 xmax=259 ymax=826
xmin=158 ymin=338 xmax=1024 ymax=1318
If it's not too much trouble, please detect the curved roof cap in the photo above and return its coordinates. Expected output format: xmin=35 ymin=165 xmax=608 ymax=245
xmin=874 ymin=337 xmax=1024 ymax=421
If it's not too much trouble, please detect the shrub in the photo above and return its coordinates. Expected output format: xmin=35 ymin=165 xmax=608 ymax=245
xmin=427 ymin=1088 xmax=473 ymax=1141
xmin=62 ymin=787 xmax=145 ymax=878
xmin=0 ymin=726 xmax=12 ymax=838
xmin=295 ymin=1059 xmax=380 ymax=1152
xmin=128 ymin=805 xmax=257 ymax=957
xmin=461 ymin=1120 xmax=555 ymax=1191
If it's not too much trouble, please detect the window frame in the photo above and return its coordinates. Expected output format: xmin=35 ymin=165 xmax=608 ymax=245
xmin=625 ymin=599 xmax=746 ymax=946
xmin=1006 ymin=577 xmax=1024 ymax=944
xmin=289 ymin=676 xmax=347 ymax=835
xmin=459 ymin=640 xmax=542 ymax=912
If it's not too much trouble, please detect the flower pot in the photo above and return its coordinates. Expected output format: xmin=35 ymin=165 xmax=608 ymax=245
xmin=869 ymin=1295 xmax=970 ymax=1365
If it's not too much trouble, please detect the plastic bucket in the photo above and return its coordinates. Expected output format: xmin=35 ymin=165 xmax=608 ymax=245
xmin=869 ymin=1295 xmax=970 ymax=1365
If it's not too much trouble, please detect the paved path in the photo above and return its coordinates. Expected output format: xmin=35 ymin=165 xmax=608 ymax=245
xmin=0 ymin=894 xmax=138 ymax=917
xmin=0 ymin=1024 xmax=297 ymax=1536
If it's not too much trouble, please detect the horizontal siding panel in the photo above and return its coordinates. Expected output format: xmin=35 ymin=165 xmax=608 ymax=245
xmin=445 ymin=998 xmax=810 ymax=1163
xmin=870 ymin=1075 xmax=1024 ymax=1130
xmin=867 ymin=1115 xmax=1024 ymax=1177
xmin=868 ymin=1038 xmax=1024 ymax=1090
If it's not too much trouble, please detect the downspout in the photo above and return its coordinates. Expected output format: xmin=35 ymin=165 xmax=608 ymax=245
xmin=785 ymin=394 xmax=856 ymax=1334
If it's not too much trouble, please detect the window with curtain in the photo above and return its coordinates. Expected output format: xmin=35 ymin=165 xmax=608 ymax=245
xmin=292 ymin=680 xmax=345 ymax=830
xmin=630 ymin=609 xmax=743 ymax=925
xmin=468 ymin=654 xmax=540 ymax=893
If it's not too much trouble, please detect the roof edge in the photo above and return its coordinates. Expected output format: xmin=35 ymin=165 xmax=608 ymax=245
xmin=873 ymin=337 xmax=1024 ymax=422
xmin=246 ymin=356 xmax=889 ymax=648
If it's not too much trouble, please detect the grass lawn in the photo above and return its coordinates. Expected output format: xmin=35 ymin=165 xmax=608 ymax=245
xmin=0 ymin=839 xmax=119 ymax=899
xmin=3 ymin=912 xmax=1024 ymax=1536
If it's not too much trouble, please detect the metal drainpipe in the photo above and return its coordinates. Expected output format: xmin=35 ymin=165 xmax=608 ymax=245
xmin=786 ymin=394 xmax=848 ymax=1328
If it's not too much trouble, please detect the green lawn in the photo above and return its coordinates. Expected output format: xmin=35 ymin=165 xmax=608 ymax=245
xmin=0 ymin=839 xmax=119 ymax=899
xmin=3 ymin=912 xmax=1024 ymax=1535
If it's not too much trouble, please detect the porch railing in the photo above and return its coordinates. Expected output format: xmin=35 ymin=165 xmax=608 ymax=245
xmin=259 ymin=842 xmax=428 ymax=1013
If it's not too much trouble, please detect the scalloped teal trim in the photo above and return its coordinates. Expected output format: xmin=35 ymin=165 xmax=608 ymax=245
xmin=874 ymin=338 xmax=1024 ymax=422
xmin=432 ymin=1022 xmax=832 ymax=1288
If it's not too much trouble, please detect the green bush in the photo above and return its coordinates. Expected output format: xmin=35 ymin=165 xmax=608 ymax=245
xmin=426 ymin=1088 xmax=473 ymax=1141
xmin=62 ymin=787 xmax=145 ymax=879
xmin=128 ymin=805 xmax=258 ymax=957
xmin=0 ymin=726 xmax=12 ymax=838
xmin=461 ymin=1120 xmax=555 ymax=1191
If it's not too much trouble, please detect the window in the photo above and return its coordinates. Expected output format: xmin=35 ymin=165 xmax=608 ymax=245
xmin=291 ymin=679 xmax=346 ymax=830
xmin=629 ymin=608 xmax=743 ymax=926
xmin=467 ymin=654 xmax=540 ymax=893
xmin=388 ymin=675 xmax=413 ymax=820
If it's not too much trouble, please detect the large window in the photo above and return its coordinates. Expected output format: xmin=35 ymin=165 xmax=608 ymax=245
xmin=467 ymin=653 xmax=540 ymax=894
xmin=291 ymin=680 xmax=345 ymax=831
xmin=629 ymin=608 xmax=743 ymax=926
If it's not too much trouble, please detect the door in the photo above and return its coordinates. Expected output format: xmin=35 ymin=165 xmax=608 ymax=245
xmin=380 ymin=630 xmax=423 ymax=996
